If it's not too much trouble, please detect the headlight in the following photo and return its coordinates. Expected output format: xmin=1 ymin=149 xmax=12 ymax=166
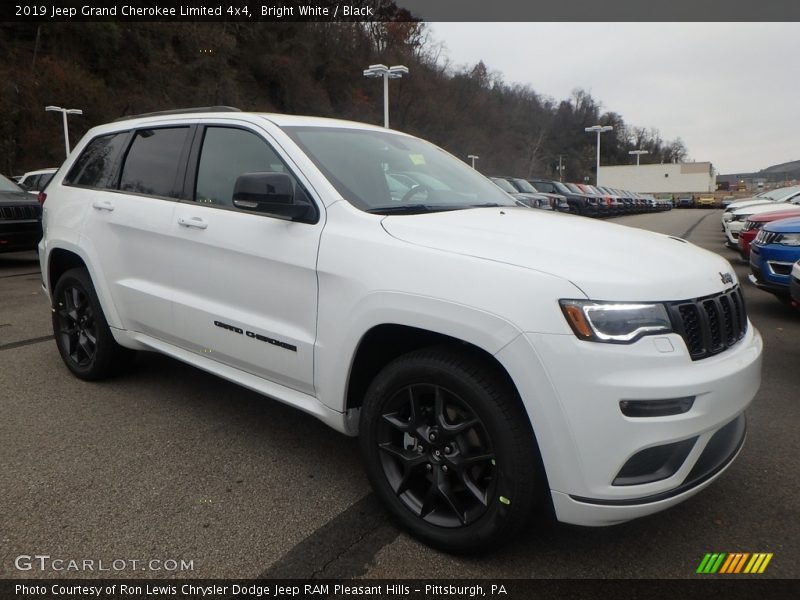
xmin=732 ymin=214 xmax=747 ymax=222
xmin=778 ymin=233 xmax=800 ymax=246
xmin=560 ymin=300 xmax=673 ymax=343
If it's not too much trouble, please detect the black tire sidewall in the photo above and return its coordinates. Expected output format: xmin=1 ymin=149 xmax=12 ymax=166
xmin=359 ymin=349 xmax=538 ymax=553
xmin=52 ymin=267 xmax=120 ymax=380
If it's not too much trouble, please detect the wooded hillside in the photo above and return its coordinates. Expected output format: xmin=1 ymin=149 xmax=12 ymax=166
xmin=0 ymin=19 xmax=688 ymax=180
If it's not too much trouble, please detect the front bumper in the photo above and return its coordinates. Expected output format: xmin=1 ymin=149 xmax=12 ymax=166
xmin=0 ymin=221 xmax=42 ymax=253
xmin=724 ymin=220 xmax=744 ymax=245
xmin=790 ymin=266 xmax=800 ymax=304
xmin=496 ymin=323 xmax=762 ymax=526
xmin=749 ymin=244 xmax=799 ymax=293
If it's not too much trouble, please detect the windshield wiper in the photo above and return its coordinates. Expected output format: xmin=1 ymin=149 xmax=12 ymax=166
xmin=366 ymin=204 xmax=458 ymax=215
xmin=366 ymin=202 xmax=508 ymax=215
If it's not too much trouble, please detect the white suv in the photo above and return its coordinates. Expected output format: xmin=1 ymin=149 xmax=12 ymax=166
xmin=39 ymin=108 xmax=762 ymax=552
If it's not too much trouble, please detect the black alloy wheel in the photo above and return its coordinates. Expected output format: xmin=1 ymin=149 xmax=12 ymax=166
xmin=52 ymin=267 xmax=134 ymax=380
xmin=377 ymin=383 xmax=496 ymax=528
xmin=56 ymin=284 xmax=97 ymax=368
xmin=360 ymin=347 xmax=543 ymax=552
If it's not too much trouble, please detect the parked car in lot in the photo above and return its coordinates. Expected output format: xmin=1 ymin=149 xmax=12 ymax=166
xmin=16 ymin=168 xmax=57 ymax=193
xmin=749 ymin=217 xmax=800 ymax=302
xmin=696 ymin=195 xmax=717 ymax=208
xmin=790 ymin=260 xmax=800 ymax=306
xmin=526 ymin=181 xmax=570 ymax=213
xmin=721 ymin=186 xmax=800 ymax=231
xmin=0 ymin=173 xmax=43 ymax=252
xmin=676 ymin=195 xmax=695 ymax=208
xmin=571 ymin=183 xmax=607 ymax=217
xmin=738 ymin=208 xmax=800 ymax=260
xmin=489 ymin=177 xmax=551 ymax=210
xmin=492 ymin=177 xmax=554 ymax=211
xmin=530 ymin=179 xmax=595 ymax=216
xmin=39 ymin=108 xmax=762 ymax=552
xmin=724 ymin=191 xmax=800 ymax=247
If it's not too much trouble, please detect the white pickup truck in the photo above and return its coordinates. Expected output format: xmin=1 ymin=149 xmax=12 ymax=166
xmin=39 ymin=108 xmax=762 ymax=552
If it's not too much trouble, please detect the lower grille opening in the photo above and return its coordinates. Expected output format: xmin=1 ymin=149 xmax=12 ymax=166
xmin=613 ymin=437 xmax=697 ymax=486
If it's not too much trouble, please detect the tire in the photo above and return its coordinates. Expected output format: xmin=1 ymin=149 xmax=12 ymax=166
xmin=359 ymin=346 xmax=542 ymax=553
xmin=52 ymin=267 xmax=134 ymax=380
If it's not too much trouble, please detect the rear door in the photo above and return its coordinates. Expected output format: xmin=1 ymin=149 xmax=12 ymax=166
xmin=77 ymin=125 xmax=193 ymax=336
xmin=165 ymin=121 xmax=323 ymax=395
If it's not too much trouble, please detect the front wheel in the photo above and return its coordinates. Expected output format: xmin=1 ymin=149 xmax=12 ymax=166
xmin=359 ymin=347 xmax=542 ymax=552
xmin=52 ymin=267 xmax=134 ymax=380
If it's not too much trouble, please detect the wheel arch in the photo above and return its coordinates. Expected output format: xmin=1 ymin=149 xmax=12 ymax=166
xmin=46 ymin=244 xmax=123 ymax=329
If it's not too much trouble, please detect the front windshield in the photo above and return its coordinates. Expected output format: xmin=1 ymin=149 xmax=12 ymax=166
xmin=491 ymin=178 xmax=518 ymax=194
xmin=282 ymin=126 xmax=515 ymax=213
xmin=0 ymin=174 xmax=23 ymax=192
xmin=552 ymin=181 xmax=572 ymax=195
xmin=511 ymin=179 xmax=537 ymax=193
xmin=763 ymin=186 xmax=800 ymax=201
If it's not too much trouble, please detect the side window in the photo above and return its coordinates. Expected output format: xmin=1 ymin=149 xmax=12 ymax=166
xmin=119 ymin=127 xmax=189 ymax=198
xmin=194 ymin=127 xmax=297 ymax=209
xmin=64 ymin=133 xmax=129 ymax=189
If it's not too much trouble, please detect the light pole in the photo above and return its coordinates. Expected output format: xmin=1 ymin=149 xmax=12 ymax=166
xmin=555 ymin=155 xmax=565 ymax=182
xmin=46 ymin=105 xmax=83 ymax=158
xmin=362 ymin=64 xmax=408 ymax=128
xmin=584 ymin=125 xmax=613 ymax=185
xmin=629 ymin=149 xmax=649 ymax=165
xmin=467 ymin=154 xmax=479 ymax=169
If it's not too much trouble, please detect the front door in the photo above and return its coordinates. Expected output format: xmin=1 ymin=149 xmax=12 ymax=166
xmin=166 ymin=123 xmax=323 ymax=395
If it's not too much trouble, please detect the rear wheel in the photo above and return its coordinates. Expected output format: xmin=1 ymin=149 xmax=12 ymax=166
xmin=52 ymin=267 xmax=134 ymax=380
xmin=359 ymin=347 xmax=542 ymax=552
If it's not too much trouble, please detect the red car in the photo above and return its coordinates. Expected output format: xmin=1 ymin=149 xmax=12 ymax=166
xmin=738 ymin=207 xmax=800 ymax=259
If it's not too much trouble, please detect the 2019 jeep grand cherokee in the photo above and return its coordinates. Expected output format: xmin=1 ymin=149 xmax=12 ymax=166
xmin=39 ymin=108 xmax=763 ymax=552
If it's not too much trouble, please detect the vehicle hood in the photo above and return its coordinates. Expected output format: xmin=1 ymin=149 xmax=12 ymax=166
xmin=0 ymin=190 xmax=35 ymax=205
xmin=764 ymin=216 xmax=800 ymax=233
xmin=726 ymin=199 xmax=773 ymax=211
xmin=381 ymin=207 xmax=735 ymax=301
xmin=752 ymin=208 xmax=800 ymax=223
xmin=736 ymin=200 xmax=800 ymax=217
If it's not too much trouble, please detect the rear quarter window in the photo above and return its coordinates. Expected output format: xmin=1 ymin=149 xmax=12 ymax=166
xmin=65 ymin=133 xmax=129 ymax=189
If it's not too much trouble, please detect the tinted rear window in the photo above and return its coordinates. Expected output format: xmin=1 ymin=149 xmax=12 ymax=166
xmin=119 ymin=127 xmax=189 ymax=198
xmin=65 ymin=133 xmax=129 ymax=189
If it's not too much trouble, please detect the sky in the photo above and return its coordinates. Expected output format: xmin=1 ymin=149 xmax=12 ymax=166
xmin=428 ymin=23 xmax=799 ymax=175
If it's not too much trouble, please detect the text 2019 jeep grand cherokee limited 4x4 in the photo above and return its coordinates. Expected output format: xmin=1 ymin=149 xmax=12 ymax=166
xmin=39 ymin=108 xmax=762 ymax=552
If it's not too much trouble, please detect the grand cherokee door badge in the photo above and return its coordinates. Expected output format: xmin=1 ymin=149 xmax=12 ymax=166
xmin=213 ymin=320 xmax=297 ymax=352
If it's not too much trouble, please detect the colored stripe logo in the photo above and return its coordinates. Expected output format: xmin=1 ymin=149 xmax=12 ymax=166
xmin=697 ymin=552 xmax=773 ymax=574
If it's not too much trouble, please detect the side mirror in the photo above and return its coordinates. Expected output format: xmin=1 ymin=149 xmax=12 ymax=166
xmin=232 ymin=172 xmax=314 ymax=221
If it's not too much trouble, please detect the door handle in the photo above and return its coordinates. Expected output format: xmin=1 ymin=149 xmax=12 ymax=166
xmin=92 ymin=200 xmax=115 ymax=211
xmin=178 ymin=216 xmax=208 ymax=230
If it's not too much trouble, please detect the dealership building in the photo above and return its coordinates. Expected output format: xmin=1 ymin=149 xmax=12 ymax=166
xmin=598 ymin=162 xmax=715 ymax=194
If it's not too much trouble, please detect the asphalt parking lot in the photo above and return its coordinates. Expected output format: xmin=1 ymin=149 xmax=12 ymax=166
xmin=1 ymin=209 xmax=798 ymax=580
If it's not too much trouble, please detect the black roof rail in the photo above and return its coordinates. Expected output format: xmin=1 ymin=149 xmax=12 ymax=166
xmin=113 ymin=106 xmax=241 ymax=122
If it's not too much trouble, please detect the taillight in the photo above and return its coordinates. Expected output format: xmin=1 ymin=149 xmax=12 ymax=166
xmin=37 ymin=191 xmax=46 ymax=205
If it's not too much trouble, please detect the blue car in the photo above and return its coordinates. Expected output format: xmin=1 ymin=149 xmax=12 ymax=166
xmin=749 ymin=216 xmax=800 ymax=299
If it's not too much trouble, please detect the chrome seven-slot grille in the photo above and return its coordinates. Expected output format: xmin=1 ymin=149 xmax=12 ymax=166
xmin=754 ymin=229 xmax=782 ymax=245
xmin=668 ymin=286 xmax=748 ymax=361
xmin=0 ymin=205 xmax=41 ymax=220
xmin=741 ymin=220 xmax=762 ymax=232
